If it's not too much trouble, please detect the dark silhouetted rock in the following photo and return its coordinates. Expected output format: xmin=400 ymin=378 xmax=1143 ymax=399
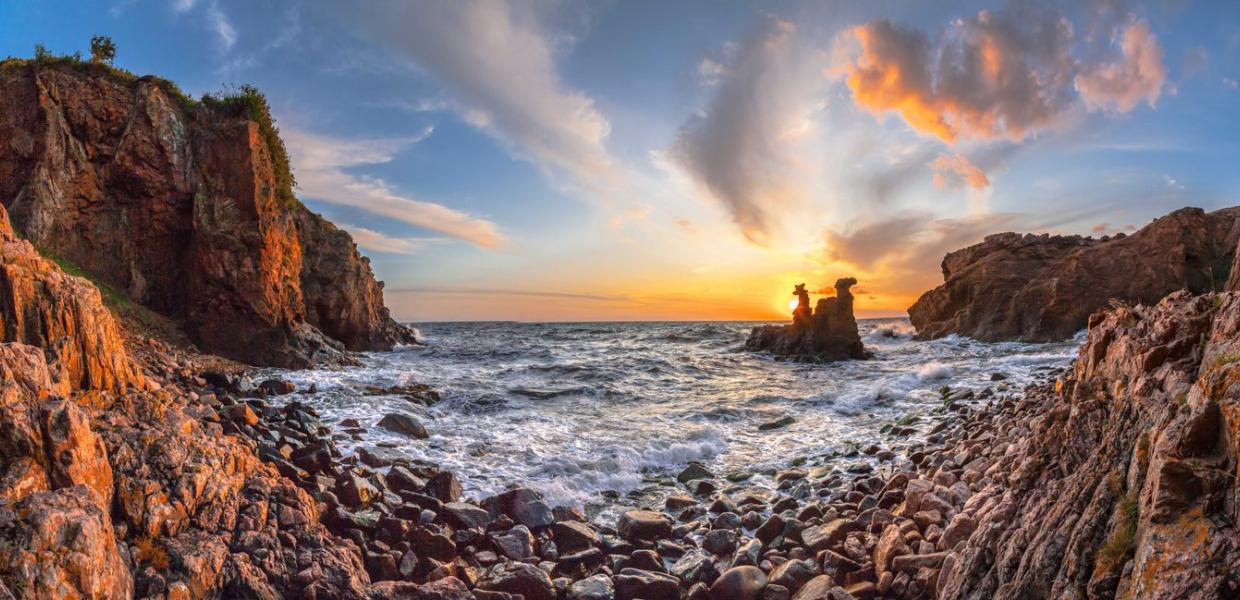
xmin=745 ymin=278 xmax=870 ymax=362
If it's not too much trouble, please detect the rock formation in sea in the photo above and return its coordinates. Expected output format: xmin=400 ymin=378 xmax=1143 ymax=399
xmin=0 ymin=60 xmax=414 ymax=367
xmin=745 ymin=277 xmax=871 ymax=362
xmin=908 ymin=206 xmax=1240 ymax=342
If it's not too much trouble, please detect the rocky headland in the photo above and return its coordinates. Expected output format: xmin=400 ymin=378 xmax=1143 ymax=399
xmin=3 ymin=57 xmax=1240 ymax=600
xmin=0 ymin=59 xmax=414 ymax=368
xmin=746 ymin=278 xmax=871 ymax=362
xmin=909 ymin=207 xmax=1240 ymax=342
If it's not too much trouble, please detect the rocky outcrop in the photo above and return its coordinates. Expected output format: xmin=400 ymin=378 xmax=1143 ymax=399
xmin=0 ymin=203 xmax=145 ymax=395
xmin=745 ymin=278 xmax=870 ymax=362
xmin=294 ymin=210 xmax=416 ymax=350
xmin=909 ymin=206 xmax=1240 ymax=342
xmin=931 ymin=291 xmax=1240 ymax=598
xmin=0 ymin=61 xmax=412 ymax=367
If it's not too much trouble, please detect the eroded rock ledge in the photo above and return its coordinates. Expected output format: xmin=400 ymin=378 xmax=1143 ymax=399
xmin=909 ymin=206 xmax=1240 ymax=342
xmin=745 ymin=278 xmax=871 ymax=362
xmin=0 ymin=61 xmax=413 ymax=368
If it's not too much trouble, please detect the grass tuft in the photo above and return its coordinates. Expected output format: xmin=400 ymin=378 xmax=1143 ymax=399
xmin=1096 ymin=490 xmax=1139 ymax=573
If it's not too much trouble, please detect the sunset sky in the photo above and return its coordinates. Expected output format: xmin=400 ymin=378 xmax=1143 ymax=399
xmin=4 ymin=1 xmax=1239 ymax=321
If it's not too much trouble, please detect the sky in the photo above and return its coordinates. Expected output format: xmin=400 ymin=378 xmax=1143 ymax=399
xmin=3 ymin=0 xmax=1239 ymax=321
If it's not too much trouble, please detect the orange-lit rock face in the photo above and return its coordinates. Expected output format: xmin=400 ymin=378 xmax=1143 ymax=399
xmin=0 ymin=204 xmax=145 ymax=394
xmin=0 ymin=62 xmax=412 ymax=367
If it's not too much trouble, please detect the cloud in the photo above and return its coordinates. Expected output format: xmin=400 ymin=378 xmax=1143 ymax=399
xmin=838 ymin=6 xmax=1169 ymax=144
xmin=283 ymin=127 xmax=506 ymax=249
xmin=931 ymin=153 xmax=990 ymax=189
xmin=388 ymin=288 xmax=628 ymax=302
xmin=205 ymin=1 xmax=236 ymax=50
xmin=840 ymin=5 xmax=1077 ymax=143
xmin=824 ymin=212 xmax=1020 ymax=293
xmin=338 ymin=224 xmax=439 ymax=255
xmin=172 ymin=0 xmax=197 ymax=12
xmin=1224 ymin=77 xmax=1238 ymax=91
xmin=671 ymin=18 xmax=824 ymax=245
xmin=1076 ymin=20 xmax=1167 ymax=113
xmin=338 ymin=1 xmax=612 ymax=183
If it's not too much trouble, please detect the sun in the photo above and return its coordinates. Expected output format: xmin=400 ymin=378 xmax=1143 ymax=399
xmin=787 ymin=297 xmax=799 ymax=312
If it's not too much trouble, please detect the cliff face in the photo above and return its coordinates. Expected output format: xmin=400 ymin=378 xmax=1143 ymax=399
xmin=745 ymin=278 xmax=871 ymax=362
xmin=908 ymin=207 xmax=1240 ymax=342
xmin=0 ymin=62 xmax=412 ymax=367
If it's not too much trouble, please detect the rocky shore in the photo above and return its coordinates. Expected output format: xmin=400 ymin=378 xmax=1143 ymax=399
xmin=4 ymin=58 xmax=1240 ymax=600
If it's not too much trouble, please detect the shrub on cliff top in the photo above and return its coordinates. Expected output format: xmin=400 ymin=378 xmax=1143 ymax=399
xmin=201 ymin=84 xmax=300 ymax=210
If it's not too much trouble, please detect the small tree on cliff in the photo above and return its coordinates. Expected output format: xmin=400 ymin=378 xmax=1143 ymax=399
xmin=90 ymin=36 xmax=116 ymax=65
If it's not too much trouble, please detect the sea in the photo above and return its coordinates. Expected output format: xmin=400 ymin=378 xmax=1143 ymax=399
xmin=257 ymin=319 xmax=1080 ymax=521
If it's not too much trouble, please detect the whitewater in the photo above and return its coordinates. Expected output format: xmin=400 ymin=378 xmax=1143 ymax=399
xmin=258 ymin=319 xmax=1080 ymax=520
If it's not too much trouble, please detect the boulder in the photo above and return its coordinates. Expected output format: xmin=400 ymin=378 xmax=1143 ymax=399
xmin=710 ymin=566 xmax=767 ymax=600
xmin=0 ymin=204 xmax=145 ymax=393
xmin=0 ymin=486 xmax=132 ymax=598
xmin=618 ymin=510 xmax=673 ymax=542
xmin=476 ymin=562 xmax=557 ymax=600
xmin=378 ymin=413 xmax=429 ymax=439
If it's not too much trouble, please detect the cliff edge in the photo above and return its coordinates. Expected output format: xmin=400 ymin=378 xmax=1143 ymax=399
xmin=0 ymin=60 xmax=413 ymax=367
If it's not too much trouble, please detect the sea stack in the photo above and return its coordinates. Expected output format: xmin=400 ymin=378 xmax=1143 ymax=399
xmin=745 ymin=277 xmax=870 ymax=362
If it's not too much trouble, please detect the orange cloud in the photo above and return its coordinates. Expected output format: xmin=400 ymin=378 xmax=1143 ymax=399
xmin=841 ymin=4 xmax=1188 ymax=145
xmin=1076 ymin=20 xmax=1167 ymax=113
xmin=931 ymin=153 xmax=990 ymax=190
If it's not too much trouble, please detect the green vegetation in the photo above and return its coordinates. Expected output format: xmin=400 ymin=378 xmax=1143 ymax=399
xmin=201 ymin=84 xmax=300 ymax=210
xmin=1096 ymin=488 xmax=1140 ymax=573
xmin=41 ymin=248 xmax=130 ymax=308
xmin=1212 ymin=350 xmax=1240 ymax=371
xmin=89 ymin=35 xmax=116 ymax=65
xmin=3 ymin=41 xmax=197 ymax=110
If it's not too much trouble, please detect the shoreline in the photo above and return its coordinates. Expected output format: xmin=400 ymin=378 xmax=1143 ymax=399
xmin=212 ymin=339 xmax=1070 ymax=600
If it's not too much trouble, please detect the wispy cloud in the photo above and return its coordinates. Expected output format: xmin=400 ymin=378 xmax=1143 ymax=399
xmin=932 ymin=153 xmax=990 ymax=190
xmin=671 ymin=17 xmax=825 ymax=245
xmin=205 ymin=1 xmax=236 ymax=50
xmin=283 ymin=127 xmax=506 ymax=249
xmin=389 ymin=288 xmax=629 ymax=302
xmin=338 ymin=224 xmax=441 ymax=255
xmin=339 ymin=1 xmax=612 ymax=183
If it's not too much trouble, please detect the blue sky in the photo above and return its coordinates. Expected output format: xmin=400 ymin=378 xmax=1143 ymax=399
xmin=3 ymin=0 xmax=1239 ymax=320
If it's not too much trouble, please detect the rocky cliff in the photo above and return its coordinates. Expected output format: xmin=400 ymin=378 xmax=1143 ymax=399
xmin=931 ymin=290 xmax=1240 ymax=598
xmin=746 ymin=278 xmax=871 ymax=362
xmin=908 ymin=207 xmax=1240 ymax=342
xmin=0 ymin=60 xmax=413 ymax=367
xmin=0 ymin=199 xmax=370 ymax=597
